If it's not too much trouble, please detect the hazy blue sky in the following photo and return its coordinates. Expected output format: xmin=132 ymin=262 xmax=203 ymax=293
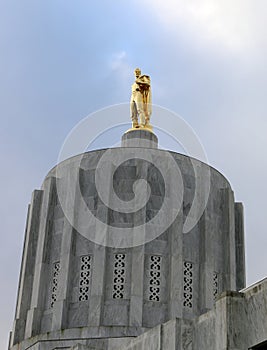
xmin=1 ymin=1 xmax=267 ymax=348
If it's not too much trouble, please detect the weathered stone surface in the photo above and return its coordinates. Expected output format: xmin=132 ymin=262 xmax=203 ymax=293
xmin=9 ymin=144 xmax=248 ymax=350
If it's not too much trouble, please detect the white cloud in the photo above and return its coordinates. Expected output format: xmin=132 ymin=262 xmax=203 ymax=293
xmin=140 ymin=0 xmax=267 ymax=53
xmin=109 ymin=51 xmax=132 ymax=79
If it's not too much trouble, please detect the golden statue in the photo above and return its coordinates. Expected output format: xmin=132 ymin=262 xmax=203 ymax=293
xmin=130 ymin=68 xmax=152 ymax=129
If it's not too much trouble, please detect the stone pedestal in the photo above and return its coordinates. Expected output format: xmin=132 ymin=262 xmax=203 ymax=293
xmin=121 ymin=129 xmax=158 ymax=148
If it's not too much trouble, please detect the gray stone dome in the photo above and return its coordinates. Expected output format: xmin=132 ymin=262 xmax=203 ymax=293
xmin=9 ymin=131 xmax=245 ymax=350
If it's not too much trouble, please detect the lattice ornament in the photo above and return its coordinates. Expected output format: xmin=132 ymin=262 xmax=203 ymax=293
xmin=51 ymin=261 xmax=60 ymax=308
xmin=113 ymin=253 xmax=126 ymax=299
xmin=148 ymin=255 xmax=162 ymax=301
xmin=79 ymin=255 xmax=92 ymax=301
xmin=183 ymin=261 xmax=193 ymax=308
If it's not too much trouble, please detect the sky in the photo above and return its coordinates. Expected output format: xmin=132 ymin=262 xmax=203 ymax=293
xmin=1 ymin=0 xmax=267 ymax=348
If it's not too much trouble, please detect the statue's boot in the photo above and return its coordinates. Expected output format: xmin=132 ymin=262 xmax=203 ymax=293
xmin=132 ymin=118 xmax=139 ymax=128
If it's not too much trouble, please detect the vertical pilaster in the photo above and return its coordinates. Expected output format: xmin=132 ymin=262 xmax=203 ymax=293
xmin=25 ymin=177 xmax=55 ymax=338
xmin=215 ymin=291 xmax=247 ymax=350
xmin=10 ymin=190 xmax=43 ymax=345
xmin=51 ymin=220 xmax=73 ymax=330
xmin=199 ymin=211 xmax=213 ymax=313
xmin=221 ymin=188 xmax=236 ymax=291
xmin=129 ymin=245 xmax=144 ymax=326
xmin=226 ymin=291 xmax=247 ymax=349
xmin=169 ymin=210 xmax=183 ymax=319
xmin=88 ymin=244 xmax=106 ymax=326
xmin=161 ymin=319 xmax=177 ymax=350
xmin=214 ymin=293 xmax=228 ymax=350
xmin=87 ymin=160 xmax=111 ymax=326
xmin=51 ymin=173 xmax=76 ymax=331
xmin=174 ymin=318 xmax=193 ymax=350
xmin=235 ymin=202 xmax=245 ymax=290
xmin=129 ymin=159 xmax=147 ymax=326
